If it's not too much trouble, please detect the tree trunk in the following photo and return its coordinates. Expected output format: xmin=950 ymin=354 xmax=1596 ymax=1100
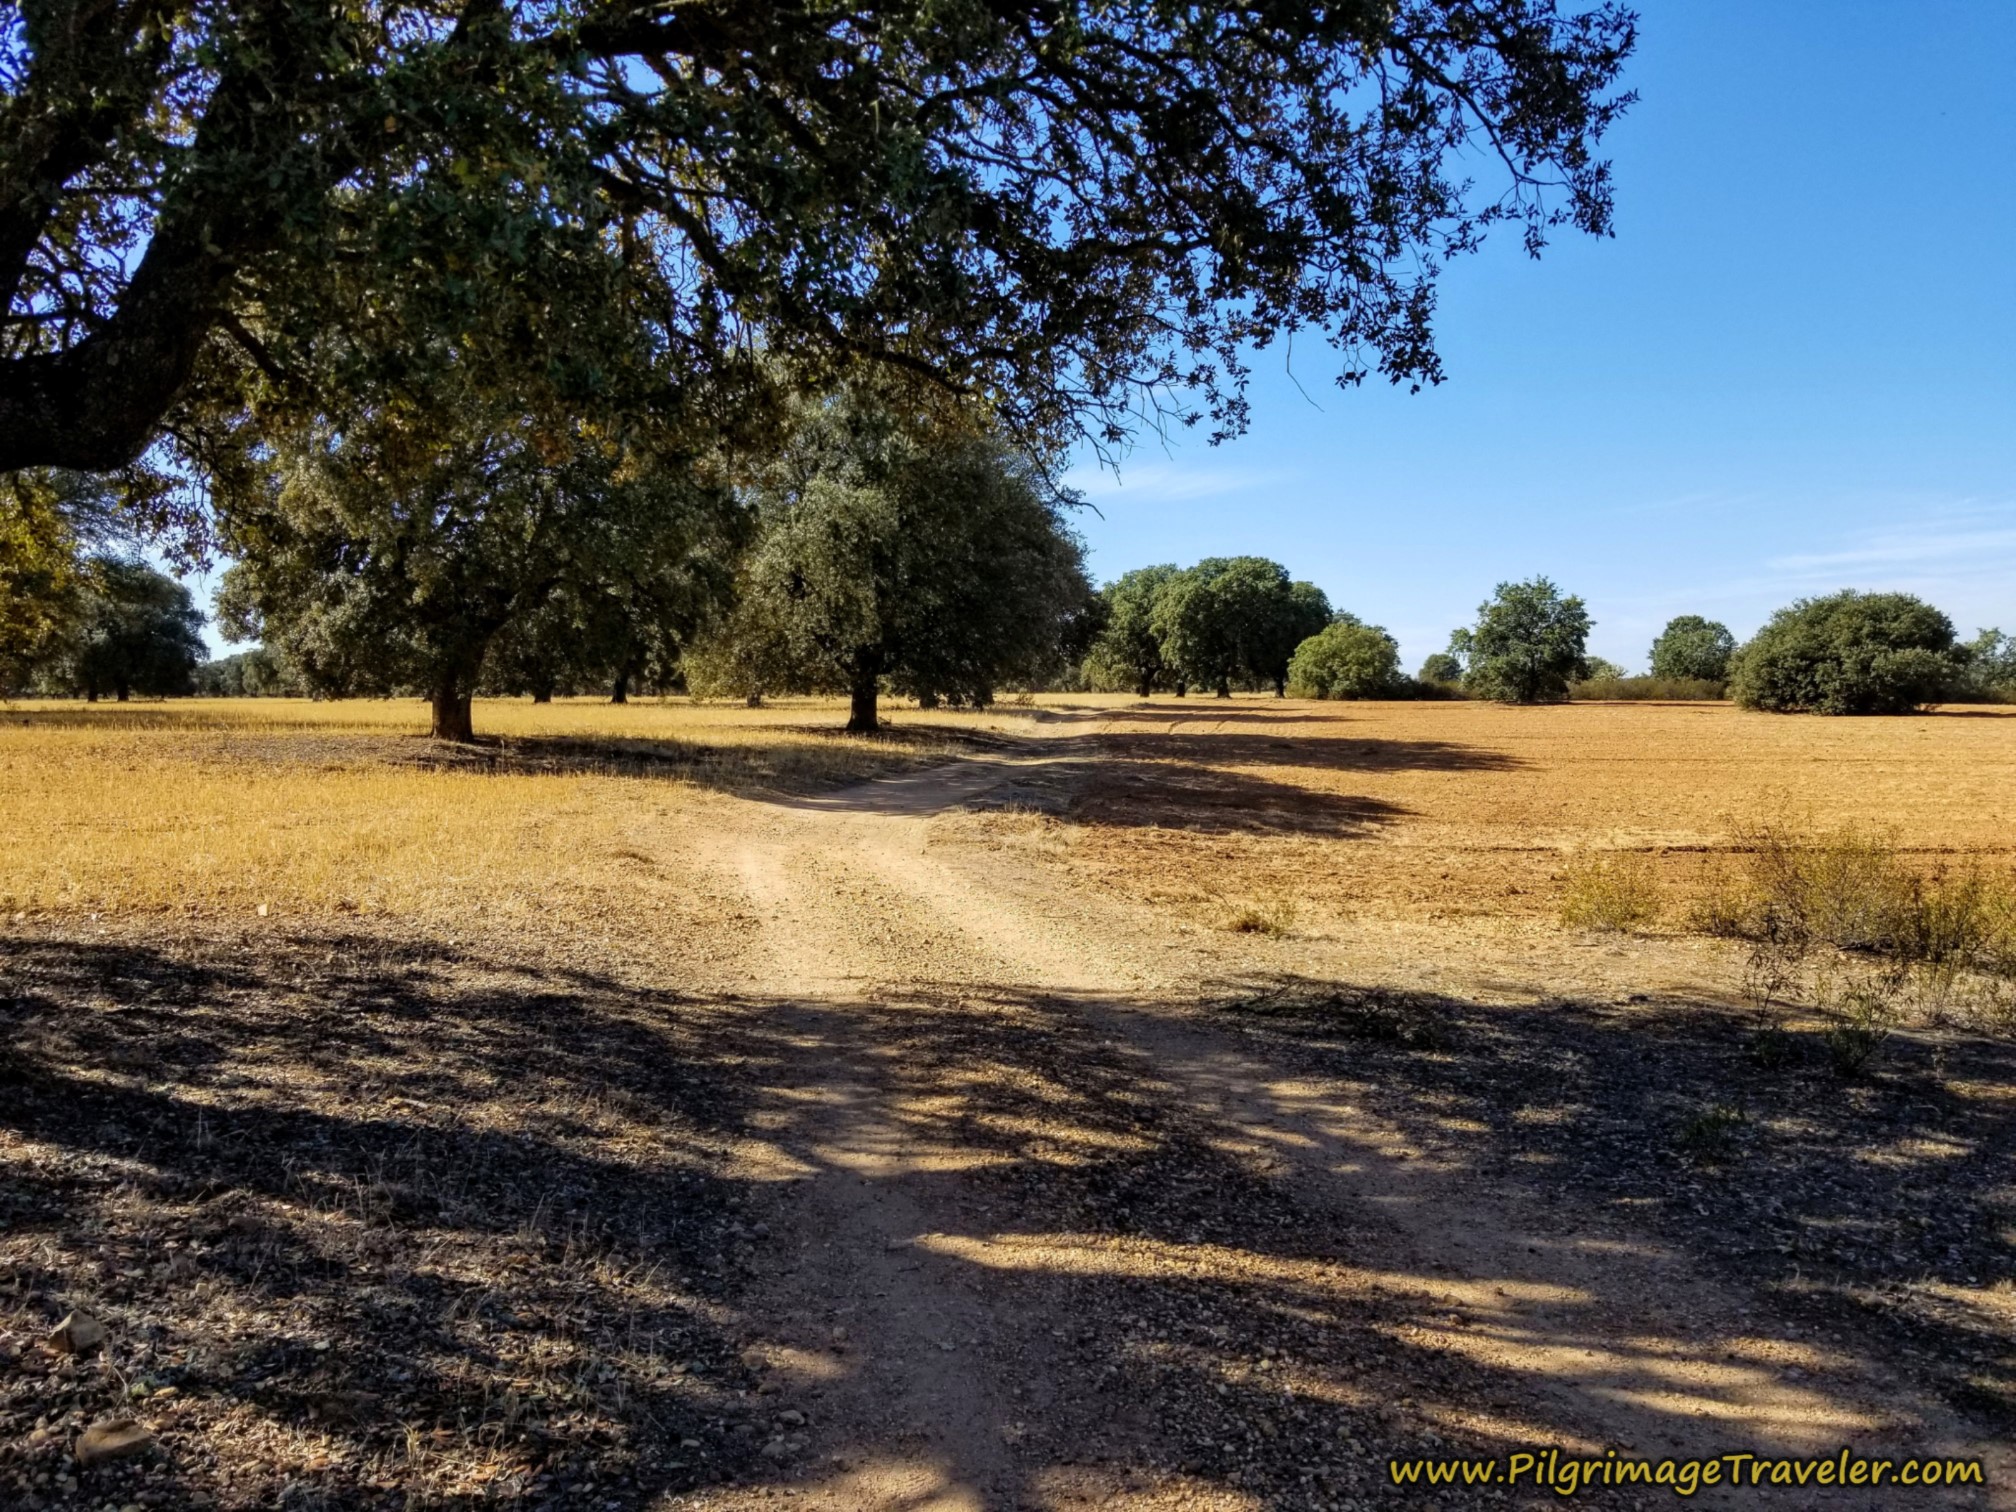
xmin=1215 ymin=677 xmax=1231 ymax=698
xmin=85 ymin=684 xmax=99 ymax=703
xmin=917 ymin=690 xmax=940 ymax=710
xmin=1136 ymin=676 xmax=1152 ymax=698
xmin=609 ymin=673 xmax=629 ymax=705
xmin=1274 ymin=676 xmax=1286 ymax=697
xmin=430 ymin=673 xmax=476 ymax=742
xmin=1174 ymin=680 xmax=1187 ymax=698
xmin=530 ymin=680 xmax=553 ymax=705
xmin=846 ymin=654 xmax=880 ymax=734
xmin=115 ymin=678 xmax=130 ymax=702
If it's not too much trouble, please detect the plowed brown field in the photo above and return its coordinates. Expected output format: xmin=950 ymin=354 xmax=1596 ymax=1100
xmin=1023 ymin=696 xmax=2016 ymax=931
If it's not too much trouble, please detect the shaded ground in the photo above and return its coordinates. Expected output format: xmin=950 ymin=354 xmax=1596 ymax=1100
xmin=1211 ymin=979 xmax=2016 ymax=1427
xmin=0 ymin=932 xmax=769 ymax=1508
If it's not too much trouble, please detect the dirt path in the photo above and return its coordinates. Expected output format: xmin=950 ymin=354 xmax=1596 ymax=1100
xmin=669 ymin=738 xmax=2010 ymax=1511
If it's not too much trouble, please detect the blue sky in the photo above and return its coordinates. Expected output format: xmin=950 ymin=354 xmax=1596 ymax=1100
xmin=1065 ymin=0 xmax=2016 ymax=671
xmin=195 ymin=2 xmax=2013 ymax=668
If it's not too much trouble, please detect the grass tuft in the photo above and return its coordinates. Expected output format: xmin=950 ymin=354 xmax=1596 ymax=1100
xmin=1221 ymin=895 xmax=1299 ymax=937
xmin=1558 ymin=852 xmax=1662 ymax=932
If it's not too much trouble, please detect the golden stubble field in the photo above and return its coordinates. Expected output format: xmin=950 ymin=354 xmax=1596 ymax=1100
xmin=5 ymin=693 xmax=2013 ymax=942
xmin=0 ymin=696 xmax=1006 ymax=934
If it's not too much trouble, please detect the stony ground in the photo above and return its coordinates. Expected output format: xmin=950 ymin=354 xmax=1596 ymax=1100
xmin=4 ymin=702 xmax=2014 ymax=1509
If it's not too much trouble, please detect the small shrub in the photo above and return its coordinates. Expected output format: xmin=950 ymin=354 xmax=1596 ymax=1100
xmin=1570 ymin=674 xmax=1726 ymax=701
xmin=1222 ymin=895 xmax=1298 ymax=937
xmin=1676 ymin=1102 xmax=1747 ymax=1162
xmin=1746 ymin=1023 xmax=1797 ymax=1071
xmin=1692 ymin=817 xmax=2016 ymax=1021
xmin=1558 ymin=852 xmax=1662 ymax=932
xmin=1686 ymin=860 xmax=1752 ymax=938
xmin=1822 ymin=983 xmax=1896 ymax=1078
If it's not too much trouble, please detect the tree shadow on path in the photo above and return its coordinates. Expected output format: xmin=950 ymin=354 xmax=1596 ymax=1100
xmin=5 ymin=931 xmax=2008 ymax=1511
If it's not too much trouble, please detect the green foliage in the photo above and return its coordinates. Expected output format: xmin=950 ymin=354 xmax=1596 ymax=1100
xmin=1954 ymin=629 xmax=2016 ymax=702
xmin=0 ymin=473 xmax=83 ymax=691
xmin=1579 ymin=656 xmax=1628 ymax=682
xmin=3 ymin=1 xmax=1636 ymax=473
xmin=1729 ymin=591 xmax=1965 ymax=714
xmin=1461 ymin=578 xmax=1592 ymax=704
xmin=0 ymin=468 xmax=160 ymax=690
xmin=688 ymin=391 xmax=1091 ymax=732
xmin=1692 ymin=819 xmax=2016 ymax=1027
xmin=50 ymin=558 xmax=206 ymax=700
xmin=1084 ymin=566 xmax=1184 ymax=696
xmin=1649 ymin=614 xmax=1735 ymax=680
xmin=1558 ymin=853 xmax=1662 ymax=932
xmin=1152 ymin=557 xmax=1330 ymax=697
xmin=194 ymin=646 xmax=305 ymax=697
xmin=1286 ymin=619 xmax=1401 ymax=699
xmin=1674 ymin=1102 xmax=1747 ymax=1163
xmin=1568 ymin=674 xmax=1727 ymax=701
xmin=1417 ymin=651 xmax=1465 ymax=685
xmin=214 ymin=375 xmax=740 ymax=740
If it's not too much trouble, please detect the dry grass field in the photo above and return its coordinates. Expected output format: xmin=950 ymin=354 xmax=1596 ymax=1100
xmin=0 ymin=697 xmax=1020 ymax=931
xmin=4 ymin=694 xmax=2015 ymax=1511
xmin=9 ymin=693 xmax=2012 ymax=936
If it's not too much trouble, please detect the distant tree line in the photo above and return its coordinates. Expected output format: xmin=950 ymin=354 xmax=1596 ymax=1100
xmin=1414 ymin=587 xmax=2011 ymax=712
xmin=1079 ymin=559 xmax=1414 ymax=700
xmin=9 ymin=445 xmax=2011 ymax=721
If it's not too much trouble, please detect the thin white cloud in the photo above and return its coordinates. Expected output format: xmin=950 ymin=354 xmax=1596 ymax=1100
xmin=1770 ymin=526 xmax=2016 ymax=573
xmin=1067 ymin=461 xmax=1300 ymax=505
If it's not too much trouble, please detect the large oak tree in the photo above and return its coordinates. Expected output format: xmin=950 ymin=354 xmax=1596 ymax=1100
xmin=688 ymin=387 xmax=1091 ymax=733
xmin=4 ymin=0 xmax=1636 ymax=475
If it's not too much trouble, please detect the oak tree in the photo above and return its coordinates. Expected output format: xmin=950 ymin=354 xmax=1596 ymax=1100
xmin=4 ymin=0 xmax=1637 ymax=475
xmin=690 ymin=390 xmax=1091 ymax=733
xmin=1462 ymin=577 xmax=1591 ymax=703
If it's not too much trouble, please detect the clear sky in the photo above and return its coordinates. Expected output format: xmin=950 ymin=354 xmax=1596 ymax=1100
xmin=194 ymin=2 xmax=2013 ymax=667
xmin=1065 ymin=0 xmax=2016 ymax=672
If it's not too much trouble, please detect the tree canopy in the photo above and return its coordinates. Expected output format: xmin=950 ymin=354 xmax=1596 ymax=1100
xmin=1730 ymin=591 xmax=1967 ymax=715
xmin=213 ymin=372 xmax=741 ymax=740
xmin=1417 ymin=650 xmax=1465 ymax=685
xmin=1286 ymin=616 xmax=1401 ymax=699
xmin=688 ymin=390 xmax=1091 ymax=732
xmin=1648 ymin=614 xmax=1735 ymax=681
xmin=4 ymin=0 xmax=1636 ymax=477
xmin=1152 ymin=557 xmax=1330 ymax=697
xmin=1957 ymin=629 xmax=2015 ymax=702
xmin=52 ymin=556 xmax=206 ymax=700
xmin=1084 ymin=565 xmax=1184 ymax=697
xmin=1462 ymin=577 xmax=1590 ymax=703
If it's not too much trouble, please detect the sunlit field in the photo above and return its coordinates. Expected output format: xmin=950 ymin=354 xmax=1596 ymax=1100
xmin=8 ymin=694 xmax=2016 ymax=935
xmin=0 ymin=695 xmax=1023 ymax=926
xmin=944 ymin=696 xmax=2016 ymax=932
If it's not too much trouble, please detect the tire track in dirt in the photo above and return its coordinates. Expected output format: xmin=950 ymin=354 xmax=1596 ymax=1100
xmin=684 ymin=820 xmax=1021 ymax=1510
xmin=675 ymin=747 xmax=2010 ymax=1510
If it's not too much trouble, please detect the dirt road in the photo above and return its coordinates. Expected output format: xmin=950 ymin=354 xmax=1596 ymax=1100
xmin=663 ymin=732 xmax=2010 ymax=1510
